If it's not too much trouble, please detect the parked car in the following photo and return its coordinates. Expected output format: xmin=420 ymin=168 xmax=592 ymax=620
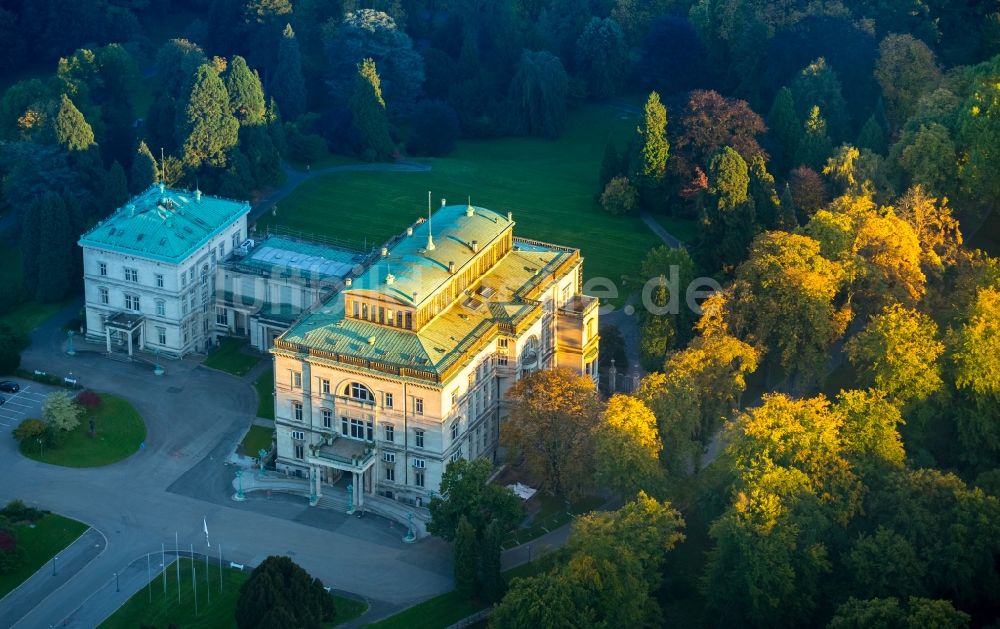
xmin=0 ymin=394 xmax=5 ymax=406
xmin=0 ymin=381 xmax=20 ymax=393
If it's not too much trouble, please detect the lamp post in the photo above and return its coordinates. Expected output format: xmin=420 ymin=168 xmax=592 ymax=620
xmin=114 ymin=571 xmax=119 ymax=592
xmin=308 ymin=468 xmax=318 ymax=507
xmin=233 ymin=469 xmax=245 ymax=501
xmin=37 ymin=438 xmax=43 ymax=457
xmin=402 ymin=512 xmax=415 ymax=543
xmin=153 ymin=349 xmax=164 ymax=376
xmin=257 ymin=449 xmax=267 ymax=478
xmin=66 ymin=330 xmax=75 ymax=356
xmin=52 ymin=556 xmax=58 ymax=576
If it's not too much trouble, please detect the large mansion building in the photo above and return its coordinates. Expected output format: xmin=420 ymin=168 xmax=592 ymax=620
xmin=271 ymin=203 xmax=599 ymax=507
xmin=79 ymin=190 xmax=599 ymax=503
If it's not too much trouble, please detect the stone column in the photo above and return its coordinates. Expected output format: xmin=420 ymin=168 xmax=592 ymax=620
xmin=139 ymin=325 xmax=145 ymax=350
xmin=354 ymin=472 xmax=362 ymax=508
xmin=314 ymin=467 xmax=322 ymax=498
xmin=126 ymin=329 xmax=133 ymax=356
xmin=105 ymin=326 xmax=111 ymax=353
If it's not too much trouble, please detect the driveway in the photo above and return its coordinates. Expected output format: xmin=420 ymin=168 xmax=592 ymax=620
xmin=0 ymin=304 xmax=452 ymax=628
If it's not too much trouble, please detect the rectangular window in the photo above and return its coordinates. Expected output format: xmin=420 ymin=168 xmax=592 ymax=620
xmin=219 ymin=244 xmax=225 ymax=259
xmin=321 ymin=379 xmax=330 ymax=394
xmin=361 ymin=303 xmax=368 ymax=320
xmin=347 ymin=418 xmax=373 ymax=441
xmin=451 ymin=421 xmax=459 ymax=440
xmin=413 ymin=458 xmax=426 ymax=469
xmin=189 ymin=268 xmax=195 ymax=282
xmin=232 ymin=232 xmax=240 ymax=249
xmin=451 ymin=450 xmax=462 ymax=463
xmin=293 ymin=402 xmax=303 ymax=421
xmin=384 ymin=424 xmax=394 ymax=442
xmin=156 ymin=327 xmax=166 ymax=345
xmin=415 ymin=398 xmax=424 ymax=415
xmin=291 ymin=430 xmax=304 ymax=440
xmin=99 ymin=287 xmax=109 ymax=304
xmin=124 ymin=267 xmax=138 ymax=282
xmin=294 ymin=444 xmax=304 ymax=460
xmin=386 ymin=309 xmax=394 ymax=325
xmin=291 ymin=371 xmax=302 ymax=389
xmin=155 ymin=273 xmax=164 ymax=288
xmin=99 ymin=262 xmax=107 ymax=276
xmin=561 ymin=284 xmax=570 ymax=305
xmin=156 ymin=300 xmax=165 ymax=316
xmin=414 ymin=469 xmax=425 ymax=487
xmin=384 ymin=392 xmax=393 ymax=408
xmin=322 ymin=408 xmax=332 ymax=429
xmin=352 ymin=301 xmax=360 ymax=318
xmin=124 ymin=294 xmax=140 ymax=311
xmin=385 ymin=466 xmax=395 ymax=481
xmin=182 ymin=298 xmax=188 ymax=315
xmin=383 ymin=452 xmax=395 ymax=463
xmin=405 ymin=311 xmax=413 ymax=329
xmin=181 ymin=272 xmax=187 ymax=288
xmin=451 ymin=389 xmax=459 ymax=408
xmin=415 ymin=429 xmax=425 ymax=448
xmin=216 ymin=307 xmax=228 ymax=325
xmin=378 ymin=306 xmax=385 ymax=324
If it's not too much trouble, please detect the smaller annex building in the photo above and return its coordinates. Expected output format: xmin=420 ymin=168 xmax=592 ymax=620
xmin=79 ymin=184 xmax=250 ymax=357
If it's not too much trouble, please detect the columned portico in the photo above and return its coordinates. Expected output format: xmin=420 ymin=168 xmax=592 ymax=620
xmin=104 ymin=312 xmax=144 ymax=357
xmin=306 ymin=435 xmax=376 ymax=508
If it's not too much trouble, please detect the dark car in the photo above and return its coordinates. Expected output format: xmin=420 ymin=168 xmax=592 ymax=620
xmin=0 ymin=394 xmax=5 ymax=406
xmin=0 ymin=381 xmax=19 ymax=393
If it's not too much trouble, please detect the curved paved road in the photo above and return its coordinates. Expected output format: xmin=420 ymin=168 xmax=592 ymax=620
xmin=0 ymin=303 xmax=451 ymax=628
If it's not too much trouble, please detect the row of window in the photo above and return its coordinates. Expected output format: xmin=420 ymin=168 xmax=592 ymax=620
xmin=289 ymin=377 xmax=424 ymax=414
xmin=349 ymin=301 xmax=414 ymax=329
xmin=290 ymin=402 xmax=429 ymax=446
xmin=95 ymin=230 xmax=240 ymax=289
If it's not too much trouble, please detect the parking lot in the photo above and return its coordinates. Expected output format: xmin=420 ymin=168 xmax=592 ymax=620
xmin=0 ymin=381 xmax=50 ymax=431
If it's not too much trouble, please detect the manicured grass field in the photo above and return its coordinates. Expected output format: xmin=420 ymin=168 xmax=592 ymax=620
xmin=0 ymin=513 xmax=88 ymax=598
xmin=252 ymin=366 xmax=274 ymax=419
xmin=20 ymin=393 xmax=146 ymax=467
xmin=239 ymin=425 xmax=273 ymax=457
xmin=653 ymin=213 xmax=700 ymax=244
xmin=203 ymin=337 xmax=261 ymax=376
xmin=257 ymin=104 xmax=667 ymax=288
xmin=100 ymin=559 xmax=367 ymax=629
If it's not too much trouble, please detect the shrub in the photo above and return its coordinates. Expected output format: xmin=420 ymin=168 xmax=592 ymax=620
xmin=407 ymin=100 xmax=460 ymax=157
xmin=236 ymin=556 xmax=335 ymax=629
xmin=0 ymin=324 xmax=27 ymax=376
xmin=0 ymin=500 xmax=44 ymax=523
xmin=13 ymin=418 xmax=46 ymax=443
xmin=75 ymin=390 xmax=102 ymax=409
xmin=0 ymin=529 xmax=26 ymax=574
xmin=42 ymin=391 xmax=82 ymax=432
xmin=600 ymin=176 xmax=639 ymax=215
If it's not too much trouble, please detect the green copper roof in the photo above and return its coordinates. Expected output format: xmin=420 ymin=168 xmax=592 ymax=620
xmin=346 ymin=204 xmax=513 ymax=306
xmin=78 ymin=184 xmax=250 ymax=263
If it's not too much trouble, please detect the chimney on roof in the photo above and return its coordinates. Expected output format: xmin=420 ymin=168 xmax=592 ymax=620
xmin=194 ymin=188 xmax=202 ymax=203
xmin=127 ymin=204 xmax=135 ymax=217
xmin=386 ymin=272 xmax=395 ymax=285
xmin=381 ymin=246 xmax=389 ymax=257
xmin=448 ymin=261 xmax=456 ymax=274
xmin=368 ymin=336 xmax=376 ymax=346
xmin=426 ymin=191 xmax=436 ymax=251
xmin=466 ymin=197 xmax=474 ymax=217
xmin=471 ymin=240 xmax=480 ymax=253
xmin=507 ymin=211 xmax=513 ymax=222
xmin=406 ymin=226 xmax=413 ymax=236
xmin=345 ymin=277 xmax=353 ymax=287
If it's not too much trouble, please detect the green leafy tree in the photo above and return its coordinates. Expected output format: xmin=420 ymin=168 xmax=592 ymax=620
xmin=828 ymin=597 xmax=969 ymax=629
xmin=639 ymin=281 xmax=675 ymax=370
xmin=594 ymin=395 xmax=664 ymax=497
xmin=794 ymin=105 xmax=833 ymax=169
xmin=575 ymin=17 xmax=627 ymax=99
xmin=898 ymin=123 xmax=957 ymax=196
xmin=698 ymin=146 xmax=755 ymax=270
xmin=349 ymin=58 xmax=395 ymax=161
xmin=768 ymin=86 xmax=800 ymax=167
xmin=273 ymin=24 xmax=306 ymax=121
xmin=599 ymin=176 xmax=638 ymax=215
xmin=0 ymin=324 xmax=26 ymax=375
xmin=13 ymin=418 xmax=46 ymax=444
xmin=182 ymin=64 xmax=240 ymax=169
xmin=42 ymin=391 xmax=82 ymax=432
xmin=856 ymin=114 xmax=887 ymax=154
xmin=54 ymin=94 xmax=95 ymax=151
xmin=778 ymin=182 xmax=798 ymax=229
xmin=639 ymin=245 xmax=698 ymax=339
xmin=235 ymin=555 xmax=334 ymax=629
xmin=845 ymin=527 xmax=925 ymax=599
xmin=427 ymin=458 xmax=522 ymax=541
xmin=103 ymin=160 xmax=128 ymax=212
xmin=501 ymin=368 xmax=602 ymax=498
xmin=748 ymin=155 xmax=780 ymax=229
xmin=846 ymin=305 xmax=943 ymax=408
xmin=790 ymin=57 xmax=849 ymax=142
xmin=835 ymin=389 xmax=906 ymax=470
xmin=479 ymin=519 xmax=504 ymax=603
xmin=130 ymin=140 xmax=158 ymax=193
xmin=637 ymin=91 xmax=668 ymax=183
xmin=453 ymin=515 xmax=478 ymax=599
xmin=225 ymin=56 xmax=266 ymax=125
xmin=874 ymin=34 xmax=942 ymax=128
xmin=851 ymin=212 xmax=927 ymax=314
xmin=508 ymin=50 xmax=568 ymax=139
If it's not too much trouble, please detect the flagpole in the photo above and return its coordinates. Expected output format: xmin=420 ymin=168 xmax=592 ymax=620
xmin=161 ymin=543 xmax=166 ymax=597
xmin=175 ymin=532 xmax=181 ymax=604
xmin=147 ymin=553 xmax=151 ymax=603
xmin=219 ymin=544 xmax=223 ymax=594
xmin=191 ymin=543 xmax=198 ymax=616
xmin=205 ymin=550 xmax=210 ymax=604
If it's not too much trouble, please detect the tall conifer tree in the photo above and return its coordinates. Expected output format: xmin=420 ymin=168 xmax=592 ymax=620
xmin=182 ymin=64 xmax=240 ymax=169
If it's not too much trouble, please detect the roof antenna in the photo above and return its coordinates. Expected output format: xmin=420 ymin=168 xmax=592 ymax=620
xmin=466 ymin=195 xmax=474 ymax=217
xmin=159 ymin=148 xmax=166 ymax=194
xmin=426 ymin=190 xmax=435 ymax=251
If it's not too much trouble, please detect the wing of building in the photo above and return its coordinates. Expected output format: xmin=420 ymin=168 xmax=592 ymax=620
xmin=270 ymin=202 xmax=600 ymax=508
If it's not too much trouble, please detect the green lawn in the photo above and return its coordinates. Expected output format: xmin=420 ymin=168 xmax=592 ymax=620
xmin=257 ymin=104 xmax=664 ymax=289
xmin=0 ymin=513 xmax=88 ymax=598
xmin=501 ymin=494 xmax=604 ymax=550
xmin=253 ymin=367 xmax=275 ymax=419
xmin=368 ymin=549 xmax=568 ymax=629
xmin=100 ymin=559 xmax=366 ymax=629
xmin=20 ymin=393 xmax=147 ymax=467
xmin=239 ymin=425 xmax=273 ymax=457
xmin=203 ymin=337 xmax=261 ymax=376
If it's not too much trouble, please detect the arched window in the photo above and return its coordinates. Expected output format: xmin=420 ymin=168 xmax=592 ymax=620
xmin=344 ymin=382 xmax=375 ymax=403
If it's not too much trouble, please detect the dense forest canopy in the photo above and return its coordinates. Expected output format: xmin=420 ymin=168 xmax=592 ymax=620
xmin=2 ymin=0 xmax=1000 ymax=626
